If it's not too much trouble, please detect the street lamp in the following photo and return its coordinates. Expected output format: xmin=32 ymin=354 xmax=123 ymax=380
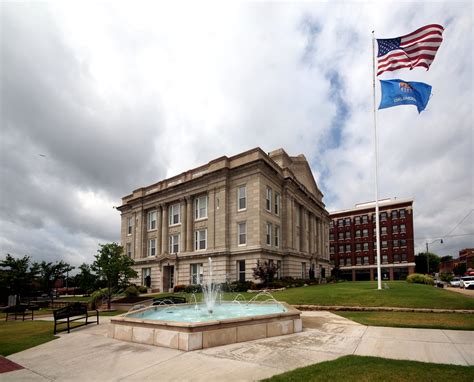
xmin=426 ymin=239 xmax=443 ymax=275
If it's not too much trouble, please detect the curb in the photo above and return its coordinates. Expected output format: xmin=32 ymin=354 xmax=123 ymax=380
xmin=293 ymin=305 xmax=474 ymax=314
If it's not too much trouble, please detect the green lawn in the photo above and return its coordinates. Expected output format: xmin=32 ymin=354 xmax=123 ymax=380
xmin=261 ymin=355 xmax=474 ymax=382
xmin=335 ymin=311 xmax=474 ymax=330
xmin=0 ymin=321 xmax=58 ymax=356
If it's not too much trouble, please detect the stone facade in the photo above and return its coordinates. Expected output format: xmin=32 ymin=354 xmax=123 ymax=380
xmin=117 ymin=147 xmax=330 ymax=292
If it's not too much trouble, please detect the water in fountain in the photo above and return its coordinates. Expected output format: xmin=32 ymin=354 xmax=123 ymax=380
xmin=201 ymin=257 xmax=220 ymax=314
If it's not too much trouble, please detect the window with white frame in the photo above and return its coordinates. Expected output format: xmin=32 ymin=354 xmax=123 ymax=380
xmin=274 ymin=226 xmax=280 ymax=247
xmin=301 ymin=262 xmax=306 ymax=279
xmin=169 ymin=203 xmax=181 ymax=226
xmin=147 ymin=210 xmax=157 ymax=231
xmin=330 ymin=246 xmax=335 ymax=254
xmin=346 ymin=257 xmax=352 ymax=266
xmin=169 ymin=234 xmax=180 ymax=253
xmin=399 ymin=209 xmax=406 ymax=218
xmin=274 ymin=193 xmax=280 ymax=215
xmin=363 ymin=229 xmax=368 ymax=237
xmin=381 ymin=226 xmax=387 ymax=235
xmin=126 ymin=243 xmax=132 ymax=257
xmin=338 ymin=245 xmax=344 ymax=253
xmin=237 ymin=185 xmax=246 ymax=211
xmin=265 ymin=187 xmax=272 ymax=211
xmin=148 ymin=239 xmax=156 ymax=257
xmin=382 ymin=255 xmax=388 ymax=263
xmin=362 ymin=215 xmax=368 ymax=224
xmin=355 ymin=243 xmax=361 ymax=252
xmin=195 ymin=195 xmax=208 ymax=220
xmin=400 ymin=224 xmax=406 ymax=233
xmin=363 ymin=242 xmax=369 ymax=251
xmin=345 ymin=244 xmax=351 ymax=252
xmin=190 ymin=263 xmax=203 ymax=284
xmin=127 ymin=217 xmax=133 ymax=235
xmin=266 ymin=222 xmax=272 ymax=245
xmin=354 ymin=216 xmax=361 ymax=225
xmin=276 ymin=260 xmax=282 ymax=279
xmin=195 ymin=229 xmax=207 ymax=250
xmin=238 ymin=222 xmax=246 ymax=245
xmin=237 ymin=260 xmax=246 ymax=282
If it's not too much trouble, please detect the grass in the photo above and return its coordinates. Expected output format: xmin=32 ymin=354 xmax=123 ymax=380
xmin=335 ymin=311 xmax=474 ymax=330
xmin=0 ymin=320 xmax=58 ymax=356
xmin=261 ymin=355 xmax=474 ymax=382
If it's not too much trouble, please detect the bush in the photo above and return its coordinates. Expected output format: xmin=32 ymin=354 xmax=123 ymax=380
xmin=90 ymin=288 xmax=108 ymax=309
xmin=124 ymin=285 xmax=140 ymax=297
xmin=406 ymin=273 xmax=435 ymax=285
xmin=173 ymin=284 xmax=186 ymax=293
xmin=137 ymin=285 xmax=148 ymax=293
xmin=184 ymin=284 xmax=202 ymax=294
xmin=439 ymin=273 xmax=454 ymax=282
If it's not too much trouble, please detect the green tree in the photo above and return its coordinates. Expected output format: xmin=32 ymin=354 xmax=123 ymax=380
xmin=252 ymin=261 xmax=279 ymax=286
xmin=415 ymin=252 xmax=441 ymax=274
xmin=74 ymin=263 xmax=98 ymax=295
xmin=453 ymin=262 xmax=467 ymax=276
xmin=33 ymin=260 xmax=71 ymax=299
xmin=0 ymin=254 xmax=38 ymax=304
xmin=92 ymin=243 xmax=137 ymax=310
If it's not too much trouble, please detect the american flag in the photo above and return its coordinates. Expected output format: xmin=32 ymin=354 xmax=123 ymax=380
xmin=377 ymin=24 xmax=444 ymax=76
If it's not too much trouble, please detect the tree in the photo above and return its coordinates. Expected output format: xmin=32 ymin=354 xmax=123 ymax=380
xmin=440 ymin=255 xmax=453 ymax=262
xmin=74 ymin=263 xmax=98 ymax=295
xmin=92 ymin=243 xmax=137 ymax=310
xmin=33 ymin=260 xmax=71 ymax=299
xmin=0 ymin=254 xmax=38 ymax=304
xmin=415 ymin=252 xmax=441 ymax=274
xmin=453 ymin=262 xmax=467 ymax=276
xmin=252 ymin=261 xmax=278 ymax=286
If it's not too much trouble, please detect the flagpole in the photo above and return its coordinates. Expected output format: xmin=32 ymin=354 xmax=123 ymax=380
xmin=372 ymin=31 xmax=382 ymax=290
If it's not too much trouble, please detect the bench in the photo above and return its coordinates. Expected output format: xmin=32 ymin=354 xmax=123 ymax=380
xmin=4 ymin=304 xmax=37 ymax=321
xmin=53 ymin=303 xmax=99 ymax=334
xmin=152 ymin=296 xmax=186 ymax=305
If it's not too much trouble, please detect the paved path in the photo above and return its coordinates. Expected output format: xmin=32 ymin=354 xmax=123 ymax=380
xmin=4 ymin=312 xmax=473 ymax=381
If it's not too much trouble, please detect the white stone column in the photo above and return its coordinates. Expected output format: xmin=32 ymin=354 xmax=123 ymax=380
xmin=162 ymin=203 xmax=168 ymax=254
xmin=181 ymin=199 xmax=186 ymax=253
xmin=156 ymin=206 xmax=162 ymax=255
xmin=186 ymin=197 xmax=193 ymax=252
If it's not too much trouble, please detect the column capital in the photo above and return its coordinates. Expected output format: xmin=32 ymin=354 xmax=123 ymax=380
xmin=185 ymin=195 xmax=193 ymax=204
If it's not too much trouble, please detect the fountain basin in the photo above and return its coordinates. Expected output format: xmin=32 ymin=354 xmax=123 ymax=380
xmin=109 ymin=302 xmax=302 ymax=351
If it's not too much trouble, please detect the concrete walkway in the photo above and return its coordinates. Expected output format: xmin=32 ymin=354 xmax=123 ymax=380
xmin=4 ymin=312 xmax=473 ymax=381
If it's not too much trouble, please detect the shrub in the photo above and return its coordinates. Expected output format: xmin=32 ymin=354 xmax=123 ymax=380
xmin=439 ymin=273 xmax=454 ymax=282
xmin=90 ymin=288 xmax=108 ymax=310
xmin=266 ymin=280 xmax=286 ymax=289
xmin=184 ymin=284 xmax=202 ymax=294
xmin=173 ymin=284 xmax=186 ymax=293
xmin=124 ymin=285 xmax=140 ymax=297
xmin=406 ymin=273 xmax=435 ymax=285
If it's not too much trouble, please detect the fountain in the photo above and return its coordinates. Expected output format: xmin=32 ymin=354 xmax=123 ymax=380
xmin=110 ymin=257 xmax=302 ymax=351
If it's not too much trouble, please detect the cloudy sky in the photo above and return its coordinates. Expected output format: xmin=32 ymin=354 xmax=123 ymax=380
xmin=1 ymin=1 xmax=472 ymax=267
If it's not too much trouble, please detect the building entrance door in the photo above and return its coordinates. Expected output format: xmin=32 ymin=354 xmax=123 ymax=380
xmin=162 ymin=265 xmax=175 ymax=292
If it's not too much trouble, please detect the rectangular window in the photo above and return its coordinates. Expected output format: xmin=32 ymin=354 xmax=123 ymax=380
xmin=338 ymin=245 xmax=344 ymax=253
xmin=330 ymin=246 xmax=335 ymax=254
xmin=400 ymin=239 xmax=407 ymax=247
xmin=382 ymin=241 xmax=388 ymax=249
xmin=354 ymin=216 xmax=361 ymax=225
xmin=356 ymin=257 xmax=362 ymax=265
xmin=344 ymin=218 xmax=351 ymax=226
xmin=373 ymin=241 xmax=377 ymax=250
xmin=393 ymin=240 xmax=399 ymax=247
xmin=329 ymin=233 xmax=334 ymax=240
xmin=238 ymin=222 xmax=247 ymax=245
xmin=142 ymin=268 xmax=151 ymax=286
xmin=266 ymin=222 xmax=272 ymax=245
xmin=355 ymin=243 xmax=361 ymax=252
xmin=338 ymin=219 xmax=343 ymax=227
xmin=274 ymin=226 xmax=280 ymax=247
xmin=399 ymin=209 xmax=406 ymax=218
xmin=400 ymin=224 xmax=406 ymax=233
xmin=338 ymin=232 xmax=344 ymax=240
xmin=169 ymin=203 xmax=181 ymax=226
xmin=274 ymin=193 xmax=280 ymax=215
xmin=380 ymin=212 xmax=387 ymax=221
xmin=393 ymin=225 xmax=399 ymax=233
xmin=169 ymin=234 xmax=180 ymax=253
xmin=382 ymin=255 xmax=388 ymax=263
xmin=401 ymin=253 xmax=407 ymax=262
xmin=391 ymin=210 xmax=398 ymax=219
xmin=190 ymin=263 xmax=203 ymax=284
xmin=265 ymin=187 xmax=272 ymax=211
xmin=363 ymin=229 xmax=368 ymax=237
xmin=393 ymin=254 xmax=400 ymax=263
xmin=238 ymin=186 xmax=246 ymax=211
xmin=346 ymin=257 xmax=352 ymax=266
xmin=237 ymin=260 xmax=246 ymax=282
xmin=345 ymin=231 xmax=351 ymax=239
xmin=301 ymin=263 xmax=306 ymax=279
xmin=148 ymin=239 xmax=156 ymax=257
xmin=126 ymin=243 xmax=132 ymax=257
xmin=345 ymin=244 xmax=351 ymax=252
xmin=195 ymin=229 xmax=207 ymax=250
xmin=276 ymin=260 xmax=282 ymax=279
xmin=355 ymin=230 xmax=361 ymax=238
xmin=363 ymin=256 xmax=369 ymax=265
xmin=147 ymin=210 xmax=157 ymax=231
xmin=195 ymin=195 xmax=208 ymax=220
xmin=362 ymin=215 xmax=368 ymax=224
xmin=381 ymin=226 xmax=387 ymax=235
xmin=127 ymin=217 xmax=133 ymax=235
xmin=363 ymin=242 xmax=369 ymax=251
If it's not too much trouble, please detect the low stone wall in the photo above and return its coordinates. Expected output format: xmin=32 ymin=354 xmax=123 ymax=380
xmin=294 ymin=305 xmax=474 ymax=314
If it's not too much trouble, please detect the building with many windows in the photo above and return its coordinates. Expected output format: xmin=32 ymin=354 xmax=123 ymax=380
xmin=117 ymin=148 xmax=331 ymax=292
xmin=329 ymin=198 xmax=415 ymax=281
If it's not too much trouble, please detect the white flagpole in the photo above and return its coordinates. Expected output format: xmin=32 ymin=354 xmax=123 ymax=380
xmin=372 ymin=31 xmax=382 ymax=290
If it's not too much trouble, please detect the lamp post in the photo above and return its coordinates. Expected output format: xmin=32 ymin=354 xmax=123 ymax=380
xmin=426 ymin=239 xmax=443 ymax=275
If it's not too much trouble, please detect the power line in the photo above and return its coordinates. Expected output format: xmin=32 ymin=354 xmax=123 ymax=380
xmin=443 ymin=209 xmax=474 ymax=238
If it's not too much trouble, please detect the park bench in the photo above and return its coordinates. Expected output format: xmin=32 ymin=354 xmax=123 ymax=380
xmin=152 ymin=296 xmax=186 ymax=305
xmin=53 ymin=302 xmax=99 ymax=334
xmin=4 ymin=304 xmax=38 ymax=321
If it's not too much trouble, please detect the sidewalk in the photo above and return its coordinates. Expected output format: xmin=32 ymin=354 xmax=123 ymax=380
xmin=3 ymin=311 xmax=473 ymax=381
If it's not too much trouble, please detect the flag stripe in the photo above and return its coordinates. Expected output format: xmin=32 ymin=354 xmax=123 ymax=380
xmin=376 ymin=24 xmax=444 ymax=76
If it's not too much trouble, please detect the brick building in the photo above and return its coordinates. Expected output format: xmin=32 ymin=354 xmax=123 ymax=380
xmin=117 ymin=148 xmax=331 ymax=292
xmin=329 ymin=198 xmax=415 ymax=281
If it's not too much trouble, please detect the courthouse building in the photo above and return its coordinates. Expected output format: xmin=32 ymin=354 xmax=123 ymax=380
xmin=117 ymin=148 xmax=331 ymax=292
xmin=329 ymin=198 xmax=415 ymax=281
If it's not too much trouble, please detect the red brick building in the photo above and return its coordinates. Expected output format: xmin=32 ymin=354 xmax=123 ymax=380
xmin=329 ymin=198 xmax=415 ymax=281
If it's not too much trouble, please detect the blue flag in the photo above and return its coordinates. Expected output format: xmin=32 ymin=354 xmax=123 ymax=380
xmin=379 ymin=79 xmax=432 ymax=113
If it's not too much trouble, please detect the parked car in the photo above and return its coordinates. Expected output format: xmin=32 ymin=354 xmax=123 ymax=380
xmin=450 ymin=277 xmax=461 ymax=287
xmin=460 ymin=276 xmax=474 ymax=289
